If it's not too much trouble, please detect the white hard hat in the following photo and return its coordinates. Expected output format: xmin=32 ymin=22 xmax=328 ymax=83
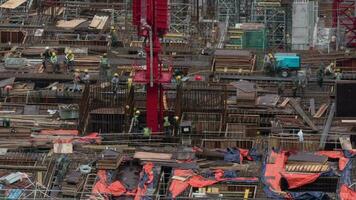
xmin=45 ymin=46 xmax=49 ymax=50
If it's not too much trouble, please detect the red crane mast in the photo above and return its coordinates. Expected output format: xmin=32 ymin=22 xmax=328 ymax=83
xmin=132 ymin=0 xmax=172 ymax=132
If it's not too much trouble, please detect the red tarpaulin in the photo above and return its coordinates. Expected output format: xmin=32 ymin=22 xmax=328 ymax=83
xmin=316 ymin=151 xmax=349 ymax=171
xmin=77 ymin=132 xmax=101 ymax=144
xmin=92 ymin=170 xmax=133 ymax=198
xmin=239 ymin=148 xmax=252 ymax=161
xmin=340 ymin=184 xmax=356 ymax=200
xmin=134 ymin=162 xmax=155 ymax=200
xmin=169 ymin=169 xmax=194 ymax=198
xmin=264 ymin=151 xmax=287 ymax=191
xmin=281 ymin=172 xmax=321 ymax=189
xmin=169 ymin=169 xmax=258 ymax=198
xmin=39 ymin=129 xmax=78 ymax=136
xmin=188 ymin=175 xmax=218 ymax=188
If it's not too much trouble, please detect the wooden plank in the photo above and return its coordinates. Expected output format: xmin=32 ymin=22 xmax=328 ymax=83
xmin=57 ymin=19 xmax=87 ymax=29
xmin=89 ymin=15 xmax=108 ymax=30
xmin=0 ymin=0 xmax=26 ymax=9
xmin=289 ymin=98 xmax=318 ymax=131
xmin=134 ymin=151 xmax=172 ymax=160
xmin=278 ymin=98 xmax=289 ymax=108
xmin=314 ymin=103 xmax=329 ymax=118
xmin=341 ymin=120 xmax=356 ymax=123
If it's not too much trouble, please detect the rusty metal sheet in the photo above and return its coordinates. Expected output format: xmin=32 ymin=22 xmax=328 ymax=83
xmin=256 ymin=94 xmax=280 ymax=107
xmin=23 ymin=105 xmax=39 ymax=115
xmin=288 ymin=152 xmax=328 ymax=164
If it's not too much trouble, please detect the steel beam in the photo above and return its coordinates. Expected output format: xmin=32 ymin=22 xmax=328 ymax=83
xmin=319 ymin=103 xmax=336 ymax=149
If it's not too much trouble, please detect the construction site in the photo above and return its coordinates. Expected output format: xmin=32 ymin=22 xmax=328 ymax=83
xmin=0 ymin=0 xmax=356 ymax=199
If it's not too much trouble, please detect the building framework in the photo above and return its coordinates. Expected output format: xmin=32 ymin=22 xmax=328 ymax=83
xmin=251 ymin=0 xmax=287 ymax=50
xmin=169 ymin=0 xmax=192 ymax=34
xmin=333 ymin=0 xmax=356 ymax=47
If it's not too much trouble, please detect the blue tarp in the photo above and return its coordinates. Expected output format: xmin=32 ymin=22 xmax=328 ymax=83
xmin=224 ymin=148 xmax=240 ymax=163
xmin=289 ymin=191 xmax=329 ymax=200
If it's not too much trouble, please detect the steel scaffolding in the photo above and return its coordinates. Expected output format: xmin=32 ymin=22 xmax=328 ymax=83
xmin=51 ymin=0 xmax=131 ymax=29
xmin=169 ymin=0 xmax=192 ymax=34
xmin=333 ymin=0 xmax=356 ymax=47
xmin=252 ymin=0 xmax=287 ymax=50
xmin=216 ymin=0 xmax=240 ymax=26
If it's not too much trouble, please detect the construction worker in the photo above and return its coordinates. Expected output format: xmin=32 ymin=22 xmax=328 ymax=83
xmin=3 ymin=118 xmax=10 ymax=128
xmin=292 ymin=77 xmax=298 ymax=97
xmin=133 ymin=110 xmax=140 ymax=133
xmin=317 ymin=66 xmax=324 ymax=88
xmin=82 ymin=69 xmax=90 ymax=84
xmin=143 ymin=127 xmax=151 ymax=137
xmin=175 ymin=75 xmax=182 ymax=84
xmin=42 ymin=46 xmax=51 ymax=71
xmin=299 ymin=77 xmax=307 ymax=97
xmin=335 ymin=68 xmax=342 ymax=80
xmin=110 ymin=26 xmax=119 ymax=47
xmin=173 ymin=116 xmax=180 ymax=135
xmin=65 ymin=50 xmax=75 ymax=72
xmin=277 ymin=81 xmax=284 ymax=95
xmin=73 ymin=69 xmax=81 ymax=92
xmin=163 ymin=116 xmax=171 ymax=136
xmin=264 ymin=53 xmax=275 ymax=75
xmin=4 ymin=85 xmax=12 ymax=97
xmin=100 ymin=53 xmax=109 ymax=81
xmin=111 ymin=73 xmax=119 ymax=95
xmin=286 ymin=34 xmax=292 ymax=51
xmin=127 ymin=78 xmax=133 ymax=90
xmin=50 ymin=52 xmax=60 ymax=73
xmin=325 ymin=62 xmax=335 ymax=76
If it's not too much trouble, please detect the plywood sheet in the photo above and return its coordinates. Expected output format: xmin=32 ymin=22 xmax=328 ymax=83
xmin=89 ymin=15 xmax=108 ymax=30
xmin=57 ymin=19 xmax=87 ymax=29
xmin=0 ymin=0 xmax=26 ymax=9
xmin=134 ymin=151 xmax=172 ymax=160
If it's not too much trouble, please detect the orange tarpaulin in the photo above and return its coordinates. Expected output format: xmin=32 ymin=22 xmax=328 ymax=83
xmin=316 ymin=151 xmax=349 ymax=171
xmin=340 ymin=184 xmax=356 ymax=200
xmin=264 ymin=151 xmax=287 ymax=191
xmin=169 ymin=169 xmax=258 ymax=198
xmin=280 ymin=172 xmax=321 ymax=189
xmin=92 ymin=170 xmax=133 ymax=198
xmin=134 ymin=162 xmax=155 ymax=200
xmin=39 ymin=129 xmax=78 ymax=136
xmin=169 ymin=169 xmax=194 ymax=198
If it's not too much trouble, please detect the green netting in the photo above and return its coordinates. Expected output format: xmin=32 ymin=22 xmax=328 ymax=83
xmin=242 ymin=29 xmax=267 ymax=50
xmin=229 ymin=38 xmax=242 ymax=45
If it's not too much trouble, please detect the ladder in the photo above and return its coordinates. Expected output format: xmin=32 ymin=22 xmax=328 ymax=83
xmin=80 ymin=173 xmax=98 ymax=200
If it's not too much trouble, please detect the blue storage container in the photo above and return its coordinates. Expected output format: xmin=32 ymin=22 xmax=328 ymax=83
xmin=274 ymin=53 xmax=301 ymax=70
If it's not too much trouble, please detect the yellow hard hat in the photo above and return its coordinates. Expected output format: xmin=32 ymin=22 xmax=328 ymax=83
xmin=135 ymin=110 xmax=140 ymax=114
xmin=176 ymin=75 xmax=181 ymax=80
xmin=114 ymin=73 xmax=119 ymax=77
xmin=127 ymin=78 xmax=132 ymax=83
xmin=75 ymin=69 xmax=80 ymax=72
xmin=52 ymin=52 xmax=56 ymax=56
xmin=84 ymin=69 xmax=88 ymax=73
xmin=268 ymin=53 xmax=273 ymax=57
xmin=111 ymin=26 xmax=115 ymax=30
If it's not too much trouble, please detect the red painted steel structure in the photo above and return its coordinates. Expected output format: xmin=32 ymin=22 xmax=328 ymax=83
xmin=132 ymin=0 xmax=172 ymax=132
xmin=333 ymin=0 xmax=356 ymax=47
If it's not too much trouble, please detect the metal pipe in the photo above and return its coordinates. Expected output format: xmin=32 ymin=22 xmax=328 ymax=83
xmin=149 ymin=28 xmax=154 ymax=87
